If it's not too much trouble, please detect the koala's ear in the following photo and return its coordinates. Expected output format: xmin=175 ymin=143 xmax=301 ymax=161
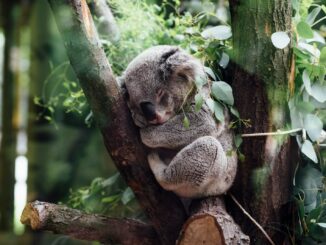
xmin=117 ymin=76 xmax=129 ymax=100
xmin=159 ymin=48 xmax=202 ymax=83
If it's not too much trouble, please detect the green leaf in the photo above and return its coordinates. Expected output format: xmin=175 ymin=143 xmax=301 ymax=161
xmin=201 ymin=25 xmax=232 ymax=40
xmin=320 ymin=47 xmax=326 ymax=65
xmin=238 ymin=153 xmax=245 ymax=162
xmin=297 ymin=101 xmax=315 ymax=114
xmin=219 ymin=52 xmax=230 ymax=68
xmin=235 ymin=135 xmax=243 ymax=148
xmin=183 ymin=116 xmax=190 ymax=128
xmin=204 ymin=67 xmax=216 ymax=80
xmin=306 ymin=7 xmax=321 ymax=25
xmin=230 ymin=107 xmax=240 ymax=118
xmin=297 ymin=21 xmax=314 ymax=39
xmin=211 ymin=81 xmax=234 ymax=105
xmin=206 ymin=98 xmax=215 ymax=113
xmin=213 ymin=101 xmax=225 ymax=122
xmin=195 ymin=93 xmax=204 ymax=112
xmin=102 ymin=194 xmax=120 ymax=203
xmin=102 ymin=173 xmax=120 ymax=187
xmin=301 ymin=140 xmax=318 ymax=163
xmin=271 ymin=32 xmax=290 ymax=49
xmin=44 ymin=116 xmax=52 ymax=121
xmin=121 ymin=187 xmax=135 ymax=205
xmin=302 ymin=69 xmax=312 ymax=94
xmin=295 ymin=164 xmax=322 ymax=211
xmin=304 ymin=114 xmax=323 ymax=142
xmin=194 ymin=75 xmax=206 ymax=89
xmin=311 ymin=83 xmax=326 ymax=103
xmin=317 ymin=223 xmax=326 ymax=228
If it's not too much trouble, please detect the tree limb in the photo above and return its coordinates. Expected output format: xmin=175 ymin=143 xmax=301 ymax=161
xmin=90 ymin=0 xmax=120 ymax=42
xmin=177 ymin=197 xmax=250 ymax=245
xmin=46 ymin=0 xmax=186 ymax=244
xmin=21 ymin=201 xmax=157 ymax=245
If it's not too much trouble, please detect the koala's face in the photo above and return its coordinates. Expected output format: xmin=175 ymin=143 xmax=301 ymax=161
xmin=122 ymin=46 xmax=204 ymax=128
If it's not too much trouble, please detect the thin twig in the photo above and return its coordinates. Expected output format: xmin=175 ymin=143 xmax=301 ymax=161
xmin=241 ymin=128 xmax=302 ymax=137
xmin=229 ymin=194 xmax=276 ymax=245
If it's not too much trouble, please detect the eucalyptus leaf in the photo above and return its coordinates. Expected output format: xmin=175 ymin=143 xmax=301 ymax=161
xmin=211 ymin=81 xmax=234 ymax=105
xmin=235 ymin=135 xmax=243 ymax=148
xmin=271 ymin=32 xmax=290 ymax=49
xmin=195 ymin=93 xmax=204 ymax=112
xmin=214 ymin=101 xmax=225 ymax=122
xmin=121 ymin=187 xmax=135 ymax=205
xmin=204 ymin=66 xmax=217 ymax=80
xmin=201 ymin=25 xmax=232 ymax=40
xmin=304 ymin=114 xmax=323 ymax=142
xmin=306 ymin=7 xmax=321 ymax=25
xmin=295 ymin=164 xmax=322 ymax=211
xmin=311 ymin=83 xmax=326 ymax=103
xmin=206 ymin=98 xmax=215 ymax=113
xmin=302 ymin=69 xmax=312 ymax=94
xmin=230 ymin=107 xmax=240 ymax=118
xmin=297 ymin=101 xmax=315 ymax=113
xmin=219 ymin=52 xmax=230 ymax=68
xmin=183 ymin=116 xmax=190 ymax=128
xmin=195 ymin=75 xmax=207 ymax=89
xmin=317 ymin=223 xmax=326 ymax=228
xmin=301 ymin=140 xmax=318 ymax=163
xmin=320 ymin=47 xmax=326 ymax=65
xmin=297 ymin=21 xmax=314 ymax=39
xmin=307 ymin=31 xmax=325 ymax=44
xmin=298 ymin=42 xmax=321 ymax=58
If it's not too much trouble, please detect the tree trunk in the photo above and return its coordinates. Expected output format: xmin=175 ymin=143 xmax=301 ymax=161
xmin=46 ymin=1 xmax=187 ymax=244
xmin=228 ymin=1 xmax=297 ymax=244
xmin=0 ymin=1 xmax=20 ymax=231
xmin=27 ymin=0 xmax=57 ymax=203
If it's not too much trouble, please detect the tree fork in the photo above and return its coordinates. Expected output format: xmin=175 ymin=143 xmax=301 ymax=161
xmin=45 ymin=0 xmax=186 ymax=244
xmin=21 ymin=0 xmax=249 ymax=244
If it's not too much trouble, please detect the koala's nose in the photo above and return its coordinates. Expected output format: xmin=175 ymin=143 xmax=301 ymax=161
xmin=140 ymin=102 xmax=156 ymax=121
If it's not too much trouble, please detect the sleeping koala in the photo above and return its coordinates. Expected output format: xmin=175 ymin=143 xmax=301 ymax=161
xmin=122 ymin=45 xmax=237 ymax=198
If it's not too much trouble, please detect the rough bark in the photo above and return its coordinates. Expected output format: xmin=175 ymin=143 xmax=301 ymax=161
xmin=21 ymin=201 xmax=158 ymax=245
xmin=46 ymin=1 xmax=186 ymax=244
xmin=228 ymin=1 xmax=296 ymax=244
xmin=177 ymin=197 xmax=250 ymax=245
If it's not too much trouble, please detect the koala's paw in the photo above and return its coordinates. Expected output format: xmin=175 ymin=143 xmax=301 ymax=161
xmin=147 ymin=152 xmax=161 ymax=166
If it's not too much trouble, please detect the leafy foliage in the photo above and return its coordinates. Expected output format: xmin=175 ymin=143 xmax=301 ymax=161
xmin=271 ymin=1 xmax=326 ymax=243
xmin=67 ymin=173 xmax=143 ymax=219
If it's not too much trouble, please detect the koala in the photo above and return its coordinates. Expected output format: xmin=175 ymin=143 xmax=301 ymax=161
xmin=122 ymin=45 xmax=237 ymax=198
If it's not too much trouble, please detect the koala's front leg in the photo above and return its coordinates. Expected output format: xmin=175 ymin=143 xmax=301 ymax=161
xmin=141 ymin=105 xmax=220 ymax=149
xmin=148 ymin=136 xmax=237 ymax=198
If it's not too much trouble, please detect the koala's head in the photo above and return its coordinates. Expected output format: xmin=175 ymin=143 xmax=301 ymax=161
xmin=122 ymin=45 xmax=205 ymax=128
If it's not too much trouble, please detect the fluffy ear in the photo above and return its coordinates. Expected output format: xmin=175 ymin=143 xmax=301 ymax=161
xmin=117 ymin=76 xmax=129 ymax=100
xmin=159 ymin=48 xmax=204 ymax=83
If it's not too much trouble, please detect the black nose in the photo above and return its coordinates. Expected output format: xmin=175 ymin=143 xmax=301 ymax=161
xmin=140 ymin=102 xmax=156 ymax=121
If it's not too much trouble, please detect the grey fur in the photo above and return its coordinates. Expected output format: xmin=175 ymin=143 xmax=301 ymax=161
xmin=122 ymin=45 xmax=237 ymax=198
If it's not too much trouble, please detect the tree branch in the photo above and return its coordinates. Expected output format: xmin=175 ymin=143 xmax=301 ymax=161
xmin=21 ymin=201 xmax=157 ymax=245
xmin=90 ymin=0 xmax=120 ymax=42
xmin=46 ymin=1 xmax=186 ymax=244
xmin=177 ymin=197 xmax=250 ymax=245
